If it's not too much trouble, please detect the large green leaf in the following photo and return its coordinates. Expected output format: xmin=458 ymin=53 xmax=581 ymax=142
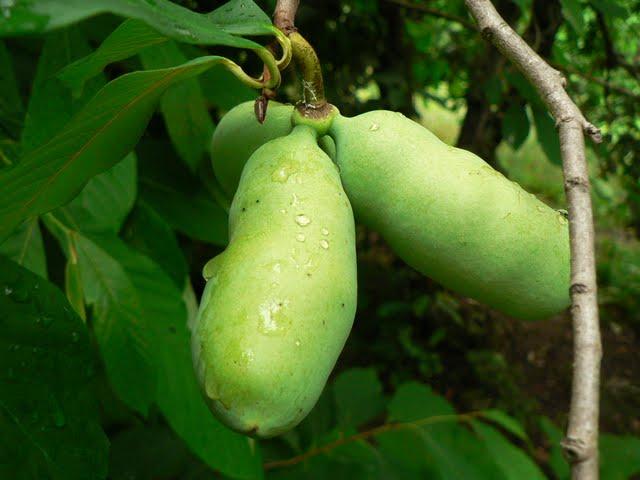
xmin=122 ymin=201 xmax=187 ymax=288
xmin=72 ymin=233 xmax=154 ymax=414
xmin=20 ymin=29 xmax=102 ymax=154
xmin=91 ymin=234 xmax=264 ymax=479
xmin=0 ymin=40 xmax=23 ymax=140
xmin=58 ymin=19 xmax=170 ymax=96
xmin=137 ymin=139 xmax=228 ymax=245
xmin=0 ymin=54 xmax=243 ymax=242
xmin=333 ymin=368 xmax=386 ymax=430
xmin=0 ymin=0 xmax=270 ymax=48
xmin=0 ymin=217 xmax=47 ymax=278
xmin=600 ymin=434 xmax=640 ymax=480
xmin=377 ymin=383 xmax=507 ymax=479
xmin=140 ymin=40 xmax=215 ymax=171
xmin=0 ymin=256 xmax=108 ymax=480
xmin=56 ymin=153 xmax=137 ymax=234
xmin=471 ymin=421 xmax=546 ymax=479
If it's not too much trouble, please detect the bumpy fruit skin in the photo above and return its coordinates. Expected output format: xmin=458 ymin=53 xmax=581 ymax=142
xmin=329 ymin=111 xmax=570 ymax=320
xmin=192 ymin=125 xmax=357 ymax=437
xmin=211 ymin=101 xmax=294 ymax=197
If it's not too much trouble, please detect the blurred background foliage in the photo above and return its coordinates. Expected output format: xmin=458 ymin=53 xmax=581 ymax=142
xmin=1 ymin=0 xmax=639 ymax=478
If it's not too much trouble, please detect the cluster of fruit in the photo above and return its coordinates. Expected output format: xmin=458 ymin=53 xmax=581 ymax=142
xmin=190 ymin=101 xmax=570 ymax=437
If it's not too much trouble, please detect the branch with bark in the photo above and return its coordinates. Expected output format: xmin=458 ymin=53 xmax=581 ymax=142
xmin=464 ymin=1 xmax=603 ymax=479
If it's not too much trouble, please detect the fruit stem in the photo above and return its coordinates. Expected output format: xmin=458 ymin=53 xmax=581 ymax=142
xmin=290 ymin=32 xmax=328 ymax=112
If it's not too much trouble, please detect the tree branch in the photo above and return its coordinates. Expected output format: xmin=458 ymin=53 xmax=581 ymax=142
xmin=273 ymin=0 xmax=300 ymax=34
xmin=263 ymin=411 xmax=483 ymax=471
xmin=464 ymin=1 xmax=602 ymax=479
xmin=384 ymin=0 xmax=476 ymax=30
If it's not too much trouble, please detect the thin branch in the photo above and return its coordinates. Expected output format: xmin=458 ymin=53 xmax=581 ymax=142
xmin=263 ymin=411 xmax=483 ymax=471
xmin=464 ymin=1 xmax=602 ymax=479
xmin=384 ymin=0 xmax=476 ymax=30
xmin=273 ymin=0 xmax=300 ymax=34
xmin=554 ymin=62 xmax=640 ymax=100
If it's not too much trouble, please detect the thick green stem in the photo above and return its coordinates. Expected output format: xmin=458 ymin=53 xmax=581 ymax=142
xmin=290 ymin=32 xmax=326 ymax=108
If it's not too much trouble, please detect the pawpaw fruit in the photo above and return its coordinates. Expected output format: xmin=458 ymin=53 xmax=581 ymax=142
xmin=211 ymin=101 xmax=294 ymax=198
xmin=329 ymin=110 xmax=570 ymax=320
xmin=193 ymin=125 xmax=357 ymax=437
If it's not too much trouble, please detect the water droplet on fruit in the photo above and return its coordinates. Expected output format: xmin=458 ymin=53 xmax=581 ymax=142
xmin=295 ymin=339 xmax=301 ymax=347
xmin=319 ymin=239 xmax=329 ymax=250
xmin=295 ymin=214 xmax=311 ymax=226
xmin=369 ymin=123 xmax=379 ymax=131
xmin=279 ymin=208 xmax=287 ymax=214
xmin=258 ymin=299 xmax=291 ymax=335
xmin=272 ymin=263 xmax=281 ymax=274
xmin=321 ymin=228 xmax=329 ymax=236
xmin=296 ymin=233 xmax=306 ymax=242
xmin=271 ymin=163 xmax=298 ymax=183
xmin=536 ymin=205 xmax=546 ymax=212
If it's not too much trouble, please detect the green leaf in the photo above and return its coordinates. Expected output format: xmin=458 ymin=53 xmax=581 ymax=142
xmin=502 ymin=104 xmax=530 ymax=150
xmin=0 ymin=40 xmax=23 ymax=139
xmin=140 ymin=41 xmax=215 ymax=171
xmin=198 ymin=63 xmax=255 ymax=111
xmin=0 ymin=217 xmax=47 ymax=278
xmin=559 ymin=0 xmax=585 ymax=36
xmin=471 ymin=421 xmax=545 ymax=479
xmin=590 ymin=0 xmax=628 ymax=20
xmin=0 ymin=54 xmax=241 ymax=242
xmin=478 ymin=409 xmax=528 ymax=441
xmin=532 ymin=106 xmax=562 ymax=165
xmin=48 ymin=228 xmax=155 ymax=415
xmin=387 ymin=382 xmax=455 ymax=422
xmin=138 ymin=139 xmax=228 ymax=245
xmin=122 ymin=201 xmax=187 ymax=289
xmin=0 ymin=0 xmax=270 ymax=48
xmin=600 ymin=434 xmax=640 ymax=480
xmin=0 ymin=256 xmax=108 ymax=480
xmin=58 ymin=19 xmax=170 ymax=96
xmin=379 ymin=382 xmax=507 ymax=479
xmin=538 ymin=416 xmax=569 ymax=480
xmin=92 ymin=235 xmax=264 ymax=479
xmin=333 ymin=368 xmax=386 ymax=429
xmin=20 ymin=29 xmax=102 ymax=154
xmin=56 ymin=153 xmax=137 ymax=234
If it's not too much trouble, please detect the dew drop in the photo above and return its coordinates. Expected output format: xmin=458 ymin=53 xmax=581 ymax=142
xmin=295 ymin=214 xmax=311 ymax=226
xmin=321 ymin=228 xmax=329 ymax=236
xmin=369 ymin=123 xmax=379 ymax=131
xmin=319 ymin=239 xmax=329 ymax=250
xmin=536 ymin=205 xmax=546 ymax=212
xmin=295 ymin=339 xmax=301 ymax=347
xmin=279 ymin=208 xmax=287 ymax=214
xmin=296 ymin=233 xmax=306 ymax=242
xmin=272 ymin=263 xmax=281 ymax=274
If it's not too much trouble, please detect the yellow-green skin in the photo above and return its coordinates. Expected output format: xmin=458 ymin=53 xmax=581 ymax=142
xmin=329 ymin=111 xmax=571 ymax=320
xmin=211 ymin=101 xmax=337 ymax=197
xmin=192 ymin=125 xmax=357 ymax=437
xmin=211 ymin=101 xmax=294 ymax=198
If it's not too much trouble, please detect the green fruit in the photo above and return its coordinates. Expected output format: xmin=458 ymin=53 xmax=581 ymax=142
xmin=211 ymin=101 xmax=294 ymax=197
xmin=329 ymin=110 xmax=570 ymax=320
xmin=193 ymin=125 xmax=357 ymax=437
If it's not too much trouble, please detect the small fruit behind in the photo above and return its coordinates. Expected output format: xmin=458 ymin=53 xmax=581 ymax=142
xmin=193 ymin=125 xmax=357 ymax=437
xmin=329 ymin=110 xmax=570 ymax=320
xmin=211 ymin=101 xmax=294 ymax=198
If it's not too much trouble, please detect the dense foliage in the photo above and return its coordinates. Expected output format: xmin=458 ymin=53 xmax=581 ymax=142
xmin=0 ymin=0 xmax=638 ymax=479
